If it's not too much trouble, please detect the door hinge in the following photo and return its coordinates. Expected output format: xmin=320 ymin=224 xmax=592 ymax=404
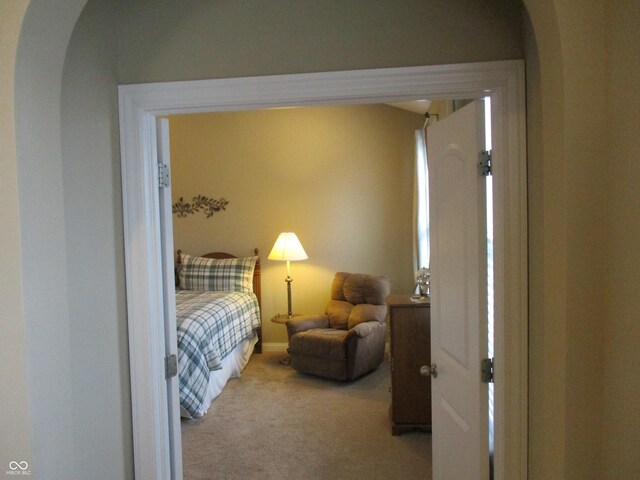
xmin=165 ymin=353 xmax=178 ymax=379
xmin=479 ymin=150 xmax=492 ymax=177
xmin=481 ymin=357 xmax=494 ymax=383
xmin=157 ymin=163 xmax=170 ymax=188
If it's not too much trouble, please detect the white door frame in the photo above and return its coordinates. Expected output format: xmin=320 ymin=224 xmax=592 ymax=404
xmin=118 ymin=60 xmax=527 ymax=480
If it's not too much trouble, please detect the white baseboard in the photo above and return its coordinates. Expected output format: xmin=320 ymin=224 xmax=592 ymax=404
xmin=261 ymin=342 xmax=288 ymax=352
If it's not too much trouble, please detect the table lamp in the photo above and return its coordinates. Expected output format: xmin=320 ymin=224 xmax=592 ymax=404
xmin=268 ymin=232 xmax=308 ymax=318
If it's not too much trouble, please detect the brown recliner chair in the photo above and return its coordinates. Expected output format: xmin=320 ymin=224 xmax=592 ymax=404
xmin=286 ymin=272 xmax=391 ymax=381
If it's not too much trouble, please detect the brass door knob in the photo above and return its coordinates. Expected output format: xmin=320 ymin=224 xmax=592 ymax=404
xmin=420 ymin=363 xmax=437 ymax=378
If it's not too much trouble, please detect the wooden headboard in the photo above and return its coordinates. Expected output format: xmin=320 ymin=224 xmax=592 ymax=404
xmin=176 ymin=248 xmax=262 ymax=353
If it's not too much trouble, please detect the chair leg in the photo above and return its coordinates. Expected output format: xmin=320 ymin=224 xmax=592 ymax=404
xmin=279 ymin=355 xmax=291 ymax=366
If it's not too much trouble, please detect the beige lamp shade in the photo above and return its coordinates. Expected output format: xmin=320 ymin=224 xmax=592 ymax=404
xmin=268 ymin=232 xmax=307 ymax=318
xmin=268 ymin=232 xmax=308 ymax=262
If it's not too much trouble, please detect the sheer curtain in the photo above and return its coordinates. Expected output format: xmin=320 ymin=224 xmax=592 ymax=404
xmin=413 ymin=129 xmax=429 ymax=277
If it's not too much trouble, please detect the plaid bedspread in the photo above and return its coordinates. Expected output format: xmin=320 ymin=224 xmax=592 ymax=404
xmin=176 ymin=289 xmax=260 ymax=418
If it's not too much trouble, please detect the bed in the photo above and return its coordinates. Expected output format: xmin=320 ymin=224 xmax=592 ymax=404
xmin=175 ymin=249 xmax=262 ymax=418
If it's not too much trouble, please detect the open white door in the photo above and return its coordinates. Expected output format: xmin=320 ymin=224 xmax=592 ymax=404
xmin=157 ymin=118 xmax=183 ymax=480
xmin=427 ymin=101 xmax=489 ymax=479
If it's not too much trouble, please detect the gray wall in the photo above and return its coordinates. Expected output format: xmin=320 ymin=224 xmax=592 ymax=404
xmin=116 ymin=0 xmax=523 ymax=83
xmin=8 ymin=1 xmax=640 ymax=479
xmin=13 ymin=0 xmax=524 ymax=478
xmin=14 ymin=1 xmax=88 ymax=476
xmin=61 ymin=0 xmax=131 ymax=477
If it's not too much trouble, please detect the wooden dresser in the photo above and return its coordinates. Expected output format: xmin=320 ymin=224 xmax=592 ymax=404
xmin=387 ymin=294 xmax=432 ymax=435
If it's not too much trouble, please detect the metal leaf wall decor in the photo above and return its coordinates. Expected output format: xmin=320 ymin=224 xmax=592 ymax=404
xmin=172 ymin=196 xmax=229 ymax=218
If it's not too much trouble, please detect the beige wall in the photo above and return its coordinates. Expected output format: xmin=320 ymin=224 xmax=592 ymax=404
xmin=522 ymin=8 xmax=568 ymax=478
xmin=0 ymin=0 xmax=32 ymax=471
xmin=602 ymin=1 xmax=640 ymax=478
xmin=169 ymin=105 xmax=423 ymax=345
xmin=523 ymin=0 xmax=640 ymax=478
xmin=4 ymin=0 xmax=639 ymax=478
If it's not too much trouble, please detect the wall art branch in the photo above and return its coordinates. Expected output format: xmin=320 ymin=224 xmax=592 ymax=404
xmin=172 ymin=195 xmax=229 ymax=218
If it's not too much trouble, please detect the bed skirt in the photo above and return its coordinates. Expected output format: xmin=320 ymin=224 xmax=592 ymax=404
xmin=180 ymin=332 xmax=258 ymax=418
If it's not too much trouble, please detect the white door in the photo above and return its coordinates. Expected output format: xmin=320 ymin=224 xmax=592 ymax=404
xmin=157 ymin=118 xmax=184 ymax=480
xmin=427 ymin=100 xmax=489 ymax=479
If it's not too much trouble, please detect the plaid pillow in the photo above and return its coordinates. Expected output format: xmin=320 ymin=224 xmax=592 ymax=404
xmin=179 ymin=253 xmax=257 ymax=293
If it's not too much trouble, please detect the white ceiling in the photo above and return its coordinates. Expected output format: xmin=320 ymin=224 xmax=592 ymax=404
xmin=387 ymin=99 xmax=432 ymax=115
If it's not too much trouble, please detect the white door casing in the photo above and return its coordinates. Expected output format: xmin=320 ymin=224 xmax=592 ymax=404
xmin=428 ymin=101 xmax=489 ymax=479
xmin=118 ymin=61 xmax=527 ymax=480
xmin=156 ymin=118 xmax=184 ymax=480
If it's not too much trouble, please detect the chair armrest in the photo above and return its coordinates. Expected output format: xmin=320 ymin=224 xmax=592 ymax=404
xmin=351 ymin=321 xmax=384 ymax=338
xmin=286 ymin=314 xmax=330 ymax=339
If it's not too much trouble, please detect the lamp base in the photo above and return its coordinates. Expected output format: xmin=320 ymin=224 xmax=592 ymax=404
xmin=286 ymin=275 xmax=293 ymax=318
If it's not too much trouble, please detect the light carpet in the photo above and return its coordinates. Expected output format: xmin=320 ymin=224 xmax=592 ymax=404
xmin=181 ymin=351 xmax=432 ymax=480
